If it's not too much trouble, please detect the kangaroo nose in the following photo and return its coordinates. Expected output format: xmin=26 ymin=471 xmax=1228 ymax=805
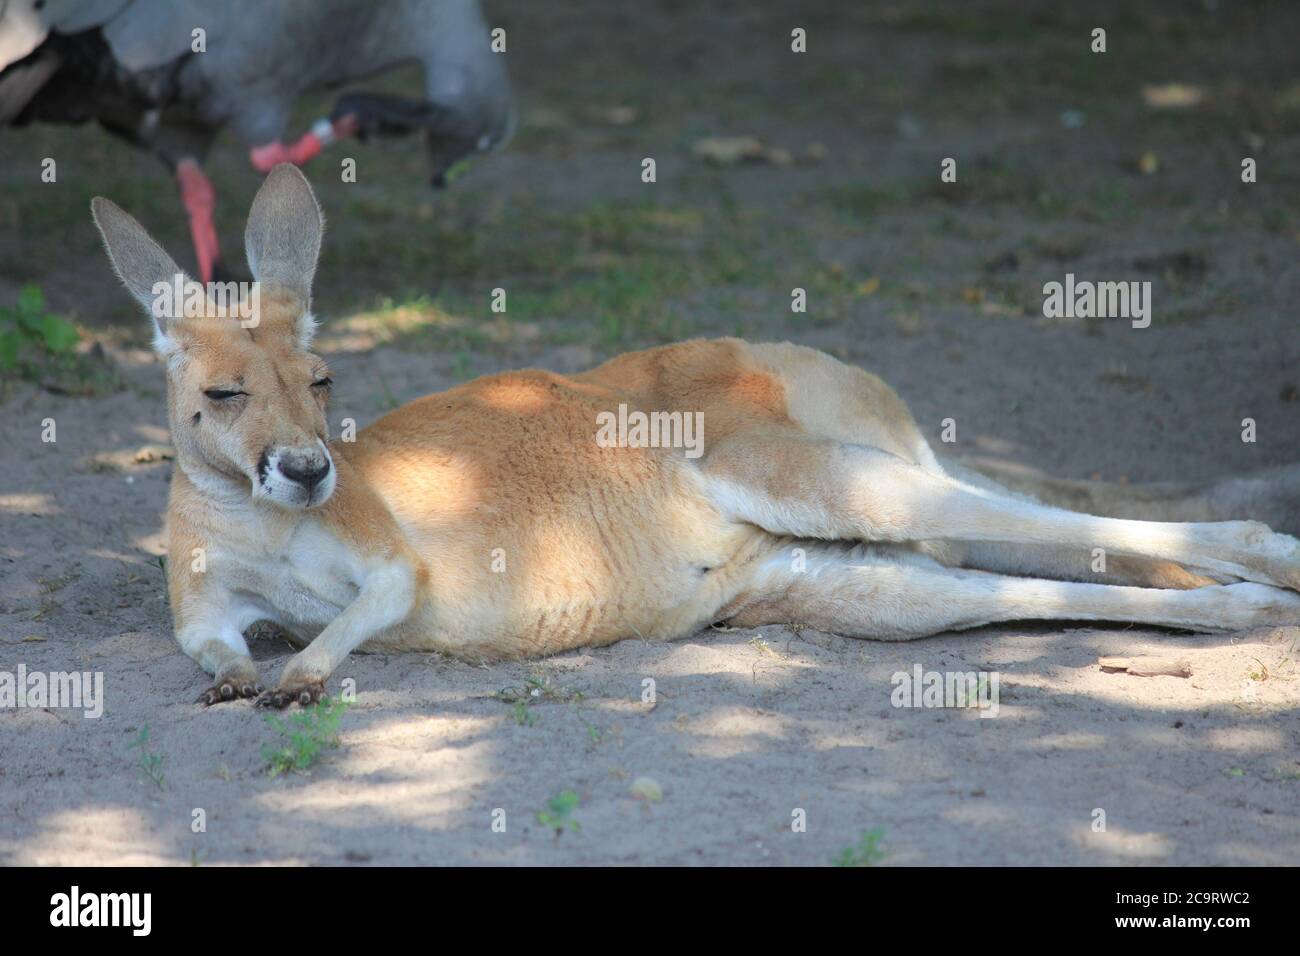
xmin=278 ymin=454 xmax=331 ymax=491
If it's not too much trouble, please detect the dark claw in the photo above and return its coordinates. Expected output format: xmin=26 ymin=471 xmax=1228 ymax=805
xmin=197 ymin=678 xmax=261 ymax=706
xmin=256 ymin=682 xmax=324 ymax=710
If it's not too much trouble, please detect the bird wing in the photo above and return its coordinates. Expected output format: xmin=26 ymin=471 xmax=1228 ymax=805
xmin=97 ymin=0 xmax=209 ymax=71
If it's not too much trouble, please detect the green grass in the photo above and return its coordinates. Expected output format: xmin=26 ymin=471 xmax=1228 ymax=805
xmin=262 ymin=696 xmax=351 ymax=777
xmin=494 ymin=673 xmax=585 ymax=726
xmin=0 ymin=284 xmax=120 ymax=396
xmin=833 ymin=827 xmax=887 ymax=867
xmin=537 ymin=789 xmax=581 ymax=835
xmin=128 ymin=726 xmax=166 ymax=790
xmin=324 ymin=196 xmax=768 ymax=353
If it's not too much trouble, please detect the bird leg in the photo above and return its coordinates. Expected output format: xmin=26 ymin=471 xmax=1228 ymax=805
xmin=248 ymin=115 xmax=360 ymax=173
xmin=175 ymin=158 xmax=221 ymax=284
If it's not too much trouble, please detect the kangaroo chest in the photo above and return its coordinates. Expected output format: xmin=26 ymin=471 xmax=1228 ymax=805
xmin=210 ymin=521 xmax=361 ymax=632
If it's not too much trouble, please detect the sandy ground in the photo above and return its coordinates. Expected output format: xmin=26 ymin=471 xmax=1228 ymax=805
xmin=2 ymin=345 xmax=1298 ymax=867
xmin=2 ymin=0 xmax=1300 ymax=865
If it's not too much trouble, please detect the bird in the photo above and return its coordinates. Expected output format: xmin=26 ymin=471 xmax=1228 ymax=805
xmin=0 ymin=0 xmax=515 ymax=282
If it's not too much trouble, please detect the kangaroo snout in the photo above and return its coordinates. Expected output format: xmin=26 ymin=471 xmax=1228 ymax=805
xmin=279 ymin=450 xmax=331 ymax=488
xmin=258 ymin=442 xmax=336 ymax=508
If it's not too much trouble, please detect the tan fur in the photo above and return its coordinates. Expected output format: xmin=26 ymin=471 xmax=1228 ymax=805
xmin=90 ymin=166 xmax=1300 ymax=707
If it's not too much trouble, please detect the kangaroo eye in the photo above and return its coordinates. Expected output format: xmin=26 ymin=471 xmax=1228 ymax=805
xmin=311 ymin=377 xmax=333 ymax=389
xmin=203 ymin=389 xmax=245 ymax=401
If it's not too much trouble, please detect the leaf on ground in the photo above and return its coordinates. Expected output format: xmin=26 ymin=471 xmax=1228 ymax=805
xmin=1142 ymin=83 xmax=1204 ymax=109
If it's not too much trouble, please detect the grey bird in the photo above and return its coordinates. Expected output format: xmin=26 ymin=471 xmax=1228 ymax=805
xmin=0 ymin=0 xmax=515 ymax=280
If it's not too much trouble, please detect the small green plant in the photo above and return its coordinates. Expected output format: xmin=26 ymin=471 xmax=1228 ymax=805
xmin=537 ymin=789 xmax=581 ymax=835
xmin=494 ymin=673 xmax=584 ymax=726
xmin=262 ymin=696 xmax=351 ymax=777
xmin=0 ymin=284 xmax=120 ymax=395
xmin=128 ymin=726 xmax=166 ymax=789
xmin=510 ymin=699 xmax=536 ymax=727
xmin=833 ymin=827 xmax=887 ymax=867
xmin=0 ymin=285 xmax=80 ymax=377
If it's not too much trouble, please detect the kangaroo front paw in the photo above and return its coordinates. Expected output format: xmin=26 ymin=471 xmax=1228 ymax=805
xmin=196 ymin=659 xmax=263 ymax=706
xmin=256 ymin=680 xmax=326 ymax=709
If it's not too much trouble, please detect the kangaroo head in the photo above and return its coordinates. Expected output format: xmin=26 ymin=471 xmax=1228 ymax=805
xmin=92 ymin=164 xmax=336 ymax=510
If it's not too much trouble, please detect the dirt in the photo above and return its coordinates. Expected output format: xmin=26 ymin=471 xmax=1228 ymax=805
xmin=2 ymin=0 xmax=1299 ymax=865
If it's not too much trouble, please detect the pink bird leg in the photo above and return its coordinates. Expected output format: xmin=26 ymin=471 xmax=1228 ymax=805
xmin=176 ymin=158 xmax=220 ymax=284
xmin=248 ymin=116 xmax=360 ymax=173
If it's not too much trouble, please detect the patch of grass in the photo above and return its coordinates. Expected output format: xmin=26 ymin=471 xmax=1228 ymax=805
xmin=0 ymin=284 xmax=78 ymax=369
xmin=128 ymin=726 xmax=166 ymax=790
xmin=262 ymin=696 xmax=351 ymax=778
xmin=495 ymin=673 xmax=584 ymax=726
xmin=0 ymin=284 xmax=119 ymax=396
xmin=823 ymin=182 xmax=915 ymax=219
xmin=325 ymin=196 xmax=767 ymax=353
xmin=833 ymin=827 xmax=887 ymax=867
xmin=509 ymin=699 xmax=536 ymax=727
xmin=537 ymin=789 xmax=581 ymax=835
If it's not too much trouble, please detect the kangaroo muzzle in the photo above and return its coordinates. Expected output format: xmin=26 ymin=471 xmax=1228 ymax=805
xmin=257 ymin=441 xmax=335 ymax=509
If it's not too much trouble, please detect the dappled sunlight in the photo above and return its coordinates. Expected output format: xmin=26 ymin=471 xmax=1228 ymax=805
xmin=3 ymin=805 xmax=172 ymax=866
xmin=319 ymin=299 xmax=462 ymax=351
xmin=129 ymin=531 xmax=168 ymax=557
xmin=475 ymin=376 xmax=554 ymax=412
xmin=258 ymin=713 xmax=497 ymax=824
xmin=0 ymin=493 xmax=60 ymax=515
xmin=1027 ymin=732 xmax=1107 ymax=751
xmin=2 ymin=0 xmax=1297 ymax=867
xmin=675 ymin=704 xmax=793 ymax=759
xmin=1070 ymin=824 xmax=1174 ymax=862
xmin=1201 ymin=726 xmax=1289 ymax=752
xmin=803 ymin=727 xmax=891 ymax=752
xmin=90 ymin=545 xmax=162 ymax=564
xmin=997 ymin=667 xmax=1262 ymax=713
xmin=652 ymin=639 xmax=816 ymax=684
xmin=131 ymin=424 xmax=170 ymax=444
xmin=316 ymin=298 xmax=489 ymax=353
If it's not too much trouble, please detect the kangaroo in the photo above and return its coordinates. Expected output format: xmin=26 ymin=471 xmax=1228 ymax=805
xmin=90 ymin=165 xmax=1300 ymax=708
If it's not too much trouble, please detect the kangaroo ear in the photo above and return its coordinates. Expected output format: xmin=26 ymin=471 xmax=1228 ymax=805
xmin=244 ymin=163 xmax=323 ymax=306
xmin=90 ymin=196 xmax=190 ymax=354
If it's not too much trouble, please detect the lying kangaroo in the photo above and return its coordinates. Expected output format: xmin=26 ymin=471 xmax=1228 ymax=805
xmin=91 ymin=165 xmax=1300 ymax=708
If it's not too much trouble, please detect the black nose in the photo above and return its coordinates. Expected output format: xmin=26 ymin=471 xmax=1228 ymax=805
xmin=278 ymin=456 xmax=331 ymax=491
